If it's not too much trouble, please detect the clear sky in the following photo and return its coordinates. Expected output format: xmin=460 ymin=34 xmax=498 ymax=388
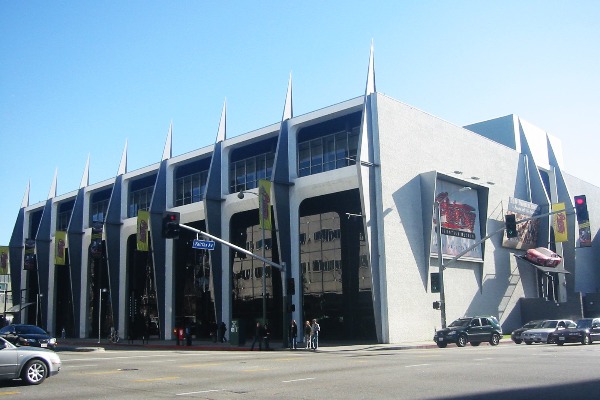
xmin=1 ymin=1 xmax=599 ymax=245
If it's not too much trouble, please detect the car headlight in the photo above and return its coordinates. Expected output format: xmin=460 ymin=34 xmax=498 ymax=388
xmin=49 ymin=338 xmax=57 ymax=345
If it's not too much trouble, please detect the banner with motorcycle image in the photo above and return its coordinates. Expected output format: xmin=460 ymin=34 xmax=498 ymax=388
xmin=137 ymin=210 xmax=150 ymax=252
xmin=552 ymin=203 xmax=568 ymax=243
xmin=54 ymin=230 xmax=67 ymax=265
xmin=502 ymin=197 xmax=541 ymax=250
xmin=0 ymin=246 xmax=9 ymax=275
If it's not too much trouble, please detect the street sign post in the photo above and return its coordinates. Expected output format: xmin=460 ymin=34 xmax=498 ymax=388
xmin=192 ymin=239 xmax=216 ymax=250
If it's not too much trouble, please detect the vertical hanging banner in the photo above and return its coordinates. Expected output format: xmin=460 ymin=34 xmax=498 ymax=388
xmin=0 ymin=246 xmax=9 ymax=275
xmin=54 ymin=231 xmax=68 ymax=265
xmin=137 ymin=210 xmax=150 ymax=252
xmin=24 ymin=239 xmax=37 ymax=270
xmin=258 ymin=179 xmax=272 ymax=230
xmin=552 ymin=203 xmax=568 ymax=243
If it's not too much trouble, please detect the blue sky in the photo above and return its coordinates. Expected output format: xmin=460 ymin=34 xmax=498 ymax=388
xmin=1 ymin=1 xmax=599 ymax=244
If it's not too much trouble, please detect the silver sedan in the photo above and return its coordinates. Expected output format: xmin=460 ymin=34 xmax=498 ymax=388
xmin=0 ymin=337 xmax=61 ymax=384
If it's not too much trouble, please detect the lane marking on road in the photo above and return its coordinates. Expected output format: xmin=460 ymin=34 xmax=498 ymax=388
xmin=179 ymin=362 xmax=224 ymax=368
xmin=242 ymin=368 xmax=273 ymax=372
xmin=133 ymin=376 xmax=179 ymax=382
xmin=405 ymin=364 xmax=431 ymax=368
xmin=474 ymin=358 xmax=494 ymax=361
xmin=62 ymin=354 xmax=173 ymax=362
xmin=0 ymin=392 xmax=20 ymax=396
xmin=282 ymin=378 xmax=315 ymax=383
xmin=176 ymin=389 xmax=225 ymax=396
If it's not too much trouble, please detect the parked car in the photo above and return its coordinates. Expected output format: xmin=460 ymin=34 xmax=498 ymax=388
xmin=525 ymin=247 xmax=562 ymax=267
xmin=511 ymin=320 xmax=544 ymax=344
xmin=0 ymin=337 xmax=61 ymax=384
xmin=434 ymin=316 xmax=502 ymax=348
xmin=0 ymin=324 xmax=57 ymax=350
xmin=520 ymin=319 xmax=575 ymax=344
xmin=548 ymin=318 xmax=600 ymax=345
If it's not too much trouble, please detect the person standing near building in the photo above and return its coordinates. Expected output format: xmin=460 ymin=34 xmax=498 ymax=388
xmin=311 ymin=319 xmax=320 ymax=350
xmin=304 ymin=320 xmax=312 ymax=349
xmin=289 ymin=320 xmax=298 ymax=349
xmin=263 ymin=323 xmax=271 ymax=350
xmin=250 ymin=321 xmax=263 ymax=351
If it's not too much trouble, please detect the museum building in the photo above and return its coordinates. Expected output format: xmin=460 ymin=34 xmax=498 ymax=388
xmin=5 ymin=48 xmax=600 ymax=344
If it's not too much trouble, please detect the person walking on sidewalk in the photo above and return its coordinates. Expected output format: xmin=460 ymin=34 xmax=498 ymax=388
xmin=304 ymin=320 xmax=312 ymax=349
xmin=311 ymin=319 xmax=320 ymax=350
xmin=289 ymin=320 xmax=298 ymax=349
xmin=250 ymin=322 xmax=264 ymax=351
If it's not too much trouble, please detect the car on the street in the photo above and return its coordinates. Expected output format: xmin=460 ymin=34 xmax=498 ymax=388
xmin=0 ymin=336 xmax=61 ymax=384
xmin=434 ymin=316 xmax=502 ymax=348
xmin=520 ymin=319 xmax=575 ymax=344
xmin=0 ymin=324 xmax=57 ymax=350
xmin=525 ymin=247 xmax=562 ymax=267
xmin=511 ymin=320 xmax=544 ymax=344
xmin=548 ymin=318 xmax=600 ymax=345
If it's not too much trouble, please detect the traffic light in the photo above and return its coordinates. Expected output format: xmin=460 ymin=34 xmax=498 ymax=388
xmin=505 ymin=214 xmax=518 ymax=238
xmin=430 ymin=272 xmax=440 ymax=293
xmin=161 ymin=212 xmax=180 ymax=239
xmin=574 ymin=195 xmax=589 ymax=224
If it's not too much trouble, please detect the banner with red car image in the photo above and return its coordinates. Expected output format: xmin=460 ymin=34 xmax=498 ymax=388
xmin=431 ymin=181 xmax=482 ymax=261
xmin=502 ymin=197 xmax=541 ymax=250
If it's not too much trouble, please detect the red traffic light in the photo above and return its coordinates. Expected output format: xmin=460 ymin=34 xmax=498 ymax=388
xmin=575 ymin=197 xmax=585 ymax=205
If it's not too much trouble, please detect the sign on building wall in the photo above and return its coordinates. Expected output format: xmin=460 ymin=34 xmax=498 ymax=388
xmin=502 ymin=197 xmax=540 ymax=250
xmin=137 ymin=210 xmax=150 ymax=252
xmin=431 ymin=181 xmax=483 ymax=261
xmin=0 ymin=246 xmax=9 ymax=275
xmin=54 ymin=231 xmax=67 ymax=265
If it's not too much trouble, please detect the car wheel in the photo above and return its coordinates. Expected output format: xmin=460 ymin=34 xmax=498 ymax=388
xmin=525 ymin=341 xmax=533 ymax=345
xmin=21 ymin=359 xmax=48 ymax=385
xmin=489 ymin=333 xmax=500 ymax=346
xmin=457 ymin=334 xmax=467 ymax=347
xmin=556 ymin=341 xmax=564 ymax=346
xmin=582 ymin=335 xmax=590 ymax=345
xmin=470 ymin=342 xmax=481 ymax=346
xmin=436 ymin=342 xmax=447 ymax=348
xmin=513 ymin=339 xmax=522 ymax=344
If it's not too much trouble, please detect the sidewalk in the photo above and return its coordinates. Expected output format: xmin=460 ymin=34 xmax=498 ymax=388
xmin=55 ymin=337 xmax=440 ymax=353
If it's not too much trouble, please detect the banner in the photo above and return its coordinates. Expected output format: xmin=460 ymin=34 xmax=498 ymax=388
xmin=24 ymin=239 xmax=37 ymax=270
xmin=137 ymin=210 xmax=150 ymax=252
xmin=0 ymin=246 xmax=9 ymax=275
xmin=502 ymin=197 xmax=541 ymax=250
xmin=431 ymin=181 xmax=482 ymax=260
xmin=258 ymin=179 xmax=272 ymax=231
xmin=552 ymin=203 xmax=568 ymax=243
xmin=54 ymin=231 xmax=67 ymax=265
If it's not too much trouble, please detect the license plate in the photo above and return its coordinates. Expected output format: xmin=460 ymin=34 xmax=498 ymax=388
xmin=438 ymin=337 xmax=444 ymax=341
xmin=558 ymin=337 xmax=565 ymax=341
xmin=41 ymin=343 xmax=47 ymax=348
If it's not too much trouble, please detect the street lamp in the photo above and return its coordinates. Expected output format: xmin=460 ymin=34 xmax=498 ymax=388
xmin=435 ymin=186 xmax=471 ymax=328
xmin=98 ymin=288 xmax=107 ymax=343
xmin=237 ymin=189 xmax=267 ymax=324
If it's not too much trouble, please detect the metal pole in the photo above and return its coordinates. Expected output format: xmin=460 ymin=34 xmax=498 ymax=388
xmin=261 ymin=224 xmax=266 ymax=324
xmin=436 ymin=202 xmax=447 ymax=329
xmin=98 ymin=289 xmax=102 ymax=343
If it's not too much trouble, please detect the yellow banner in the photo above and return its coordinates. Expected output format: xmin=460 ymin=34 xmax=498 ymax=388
xmin=137 ymin=210 xmax=150 ymax=251
xmin=54 ymin=231 xmax=67 ymax=265
xmin=258 ymin=179 xmax=272 ymax=230
xmin=552 ymin=203 xmax=568 ymax=243
xmin=0 ymin=246 xmax=9 ymax=275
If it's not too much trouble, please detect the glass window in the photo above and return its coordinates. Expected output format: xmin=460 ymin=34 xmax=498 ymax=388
xmin=175 ymin=170 xmax=207 ymax=206
xmin=297 ymin=127 xmax=360 ymax=177
xmin=228 ymin=152 xmax=275 ymax=193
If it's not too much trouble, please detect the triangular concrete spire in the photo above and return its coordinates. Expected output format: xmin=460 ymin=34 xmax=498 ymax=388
xmin=216 ymin=99 xmax=226 ymax=143
xmin=21 ymin=181 xmax=30 ymax=208
xmin=47 ymin=168 xmax=58 ymax=200
xmin=80 ymin=154 xmax=90 ymax=189
xmin=117 ymin=140 xmax=128 ymax=176
xmin=365 ymin=40 xmax=376 ymax=96
xmin=282 ymin=72 xmax=293 ymax=121
xmin=162 ymin=122 xmax=173 ymax=161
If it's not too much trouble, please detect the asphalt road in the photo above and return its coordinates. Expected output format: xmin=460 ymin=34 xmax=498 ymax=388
xmin=1 ymin=342 xmax=599 ymax=399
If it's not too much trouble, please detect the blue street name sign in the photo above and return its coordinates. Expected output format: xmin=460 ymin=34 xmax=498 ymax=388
xmin=192 ymin=239 xmax=216 ymax=250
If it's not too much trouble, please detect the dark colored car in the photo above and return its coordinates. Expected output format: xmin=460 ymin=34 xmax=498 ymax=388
xmin=0 ymin=337 xmax=61 ymax=385
xmin=434 ymin=316 xmax=502 ymax=348
xmin=511 ymin=320 xmax=544 ymax=344
xmin=0 ymin=324 xmax=57 ymax=350
xmin=548 ymin=318 xmax=600 ymax=345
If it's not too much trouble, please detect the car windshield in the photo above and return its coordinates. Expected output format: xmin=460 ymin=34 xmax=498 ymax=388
xmin=449 ymin=319 xmax=470 ymax=327
xmin=540 ymin=321 xmax=558 ymax=328
xmin=524 ymin=321 xmax=542 ymax=328
xmin=14 ymin=326 xmax=47 ymax=335
xmin=576 ymin=320 xmax=593 ymax=329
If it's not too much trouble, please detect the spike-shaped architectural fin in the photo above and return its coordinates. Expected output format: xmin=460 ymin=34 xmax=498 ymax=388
xmin=47 ymin=168 xmax=58 ymax=200
xmin=216 ymin=99 xmax=227 ymax=143
xmin=365 ymin=40 xmax=376 ymax=96
xmin=117 ymin=140 xmax=128 ymax=176
xmin=282 ymin=72 xmax=293 ymax=121
xmin=21 ymin=181 xmax=30 ymax=208
xmin=80 ymin=155 xmax=90 ymax=189
xmin=162 ymin=122 xmax=173 ymax=161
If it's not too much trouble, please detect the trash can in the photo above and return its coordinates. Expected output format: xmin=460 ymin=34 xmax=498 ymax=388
xmin=229 ymin=319 xmax=245 ymax=346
